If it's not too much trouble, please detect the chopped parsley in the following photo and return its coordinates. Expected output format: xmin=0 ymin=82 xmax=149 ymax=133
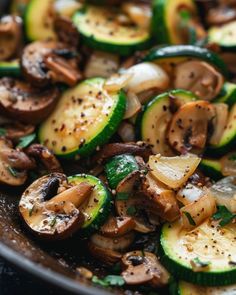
xmin=191 ymin=257 xmax=211 ymax=268
xmin=92 ymin=275 xmax=125 ymax=287
xmin=0 ymin=128 xmax=6 ymax=136
xmin=16 ymin=133 xmax=36 ymax=149
xmin=183 ymin=211 xmax=196 ymax=226
xmin=8 ymin=166 xmax=18 ymax=177
xmin=212 ymin=206 xmax=236 ymax=226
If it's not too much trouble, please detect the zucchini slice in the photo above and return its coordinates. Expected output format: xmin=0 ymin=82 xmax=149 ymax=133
xmin=0 ymin=60 xmax=21 ymax=78
xmin=72 ymin=5 xmax=151 ymax=56
xmin=11 ymin=0 xmax=29 ymax=16
xmin=105 ymin=154 xmax=139 ymax=189
xmin=176 ymin=281 xmax=236 ymax=295
xmin=214 ymin=82 xmax=236 ymax=107
xmin=25 ymin=0 xmax=56 ymax=41
xmin=208 ymin=21 xmax=236 ymax=52
xmin=139 ymin=89 xmax=196 ymax=155
xmin=143 ymin=45 xmax=228 ymax=77
xmin=152 ymin=0 xmax=198 ymax=44
xmin=69 ymin=174 xmax=111 ymax=234
xmin=207 ymin=104 xmax=236 ymax=156
xmin=200 ymin=159 xmax=223 ymax=181
xmin=160 ymin=219 xmax=236 ymax=286
xmin=39 ymin=78 xmax=126 ymax=158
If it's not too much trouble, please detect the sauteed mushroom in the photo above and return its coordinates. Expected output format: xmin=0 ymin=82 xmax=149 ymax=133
xmin=0 ymin=78 xmax=59 ymax=124
xmin=0 ymin=15 xmax=22 ymax=61
xmin=121 ymin=251 xmax=169 ymax=286
xmin=167 ymin=101 xmax=216 ymax=153
xmin=21 ymin=41 xmax=82 ymax=87
xmin=0 ymin=138 xmax=35 ymax=186
xmin=174 ymin=60 xmax=224 ymax=100
xmin=19 ymin=173 xmax=94 ymax=240
xmin=207 ymin=5 xmax=236 ymax=25
xmin=100 ymin=216 xmax=136 ymax=237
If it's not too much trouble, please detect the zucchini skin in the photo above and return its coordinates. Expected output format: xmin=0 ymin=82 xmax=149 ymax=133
xmin=159 ymin=224 xmax=236 ymax=286
xmin=214 ymin=83 xmax=236 ymax=108
xmin=199 ymin=159 xmax=223 ymax=181
xmin=105 ymin=154 xmax=139 ymax=189
xmin=0 ymin=62 xmax=21 ymax=78
xmin=68 ymin=174 xmax=111 ymax=235
xmin=143 ymin=45 xmax=229 ymax=77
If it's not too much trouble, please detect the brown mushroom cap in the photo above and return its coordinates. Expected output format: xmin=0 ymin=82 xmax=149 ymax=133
xmin=0 ymin=78 xmax=59 ymax=124
xmin=207 ymin=5 xmax=236 ymax=25
xmin=0 ymin=138 xmax=34 ymax=186
xmin=174 ymin=60 xmax=224 ymax=101
xmin=21 ymin=40 xmax=82 ymax=87
xmin=100 ymin=216 xmax=136 ymax=238
xmin=167 ymin=100 xmax=216 ymax=153
xmin=19 ymin=173 xmax=94 ymax=240
xmin=54 ymin=16 xmax=79 ymax=47
xmin=121 ymin=251 xmax=170 ymax=287
xmin=0 ymin=15 xmax=22 ymax=61
xmin=88 ymin=242 xmax=122 ymax=265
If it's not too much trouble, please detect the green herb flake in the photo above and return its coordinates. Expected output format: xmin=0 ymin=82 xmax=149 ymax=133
xmin=50 ymin=216 xmax=57 ymax=227
xmin=16 ymin=133 xmax=36 ymax=149
xmin=192 ymin=257 xmax=211 ymax=268
xmin=0 ymin=128 xmax=6 ymax=136
xmin=92 ymin=275 xmax=125 ymax=287
xmin=212 ymin=206 xmax=236 ymax=226
xmin=116 ymin=192 xmax=129 ymax=201
xmin=8 ymin=166 xmax=18 ymax=177
xmin=229 ymin=153 xmax=236 ymax=161
xmin=179 ymin=9 xmax=191 ymax=23
xmin=29 ymin=205 xmax=35 ymax=217
xmin=127 ymin=206 xmax=136 ymax=216
xmin=183 ymin=211 xmax=196 ymax=226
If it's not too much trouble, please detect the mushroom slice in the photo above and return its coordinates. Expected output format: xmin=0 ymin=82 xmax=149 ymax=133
xmin=121 ymin=251 xmax=170 ymax=287
xmin=88 ymin=242 xmax=122 ymax=265
xmin=141 ymin=173 xmax=180 ymax=222
xmin=21 ymin=41 xmax=82 ymax=87
xmin=209 ymin=103 xmax=228 ymax=145
xmin=26 ymin=144 xmax=62 ymax=174
xmin=167 ymin=101 xmax=216 ymax=153
xmin=0 ymin=78 xmax=59 ymax=124
xmin=19 ymin=173 xmax=94 ymax=240
xmin=0 ymin=16 xmax=22 ymax=61
xmin=207 ymin=6 xmax=236 ymax=26
xmin=100 ymin=216 xmax=136 ymax=238
xmin=0 ymin=138 xmax=34 ymax=186
xmin=174 ymin=61 xmax=224 ymax=101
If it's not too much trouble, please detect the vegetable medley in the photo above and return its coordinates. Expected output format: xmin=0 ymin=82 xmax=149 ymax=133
xmin=2 ymin=0 xmax=236 ymax=293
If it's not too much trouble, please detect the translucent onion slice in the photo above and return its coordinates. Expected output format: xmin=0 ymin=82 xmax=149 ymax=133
xmin=104 ymin=72 xmax=133 ymax=92
xmin=118 ymin=121 xmax=135 ymax=142
xmin=124 ymin=91 xmax=142 ymax=119
xmin=177 ymin=183 xmax=206 ymax=206
xmin=125 ymin=62 xmax=170 ymax=94
xmin=148 ymin=154 xmax=201 ymax=189
xmin=181 ymin=193 xmax=216 ymax=230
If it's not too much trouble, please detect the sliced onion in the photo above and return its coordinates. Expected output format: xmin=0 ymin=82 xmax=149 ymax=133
xmin=181 ymin=193 xmax=216 ymax=230
xmin=209 ymin=103 xmax=228 ymax=145
xmin=125 ymin=62 xmax=170 ymax=95
xmin=84 ymin=51 xmax=119 ymax=79
xmin=177 ymin=183 xmax=206 ymax=206
xmin=118 ymin=121 xmax=136 ymax=142
xmin=210 ymin=176 xmax=236 ymax=212
xmin=121 ymin=2 xmax=151 ymax=30
xmin=104 ymin=72 xmax=133 ymax=92
xmin=221 ymin=152 xmax=236 ymax=177
xmin=124 ymin=91 xmax=142 ymax=119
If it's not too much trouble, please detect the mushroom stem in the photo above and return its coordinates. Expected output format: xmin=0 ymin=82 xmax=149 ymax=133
xmin=45 ymin=182 xmax=93 ymax=212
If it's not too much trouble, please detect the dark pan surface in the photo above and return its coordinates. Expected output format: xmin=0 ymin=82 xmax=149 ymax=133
xmin=0 ymin=187 xmax=117 ymax=295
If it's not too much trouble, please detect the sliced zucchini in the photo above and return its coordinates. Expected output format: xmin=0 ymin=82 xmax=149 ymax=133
xmin=152 ymin=0 xmax=198 ymax=44
xmin=208 ymin=21 xmax=236 ymax=52
xmin=214 ymin=82 xmax=236 ymax=107
xmin=160 ymin=219 xmax=236 ymax=286
xmin=207 ymin=104 xmax=236 ymax=156
xmin=177 ymin=281 xmax=236 ymax=295
xmin=25 ymin=0 xmax=56 ymax=41
xmin=39 ymin=78 xmax=126 ymax=158
xmin=143 ymin=45 xmax=228 ymax=77
xmin=139 ymin=89 xmax=196 ymax=155
xmin=0 ymin=60 xmax=21 ymax=78
xmin=200 ymin=159 xmax=223 ymax=181
xmin=105 ymin=154 xmax=139 ymax=189
xmin=11 ymin=0 xmax=29 ymax=16
xmin=72 ymin=5 xmax=151 ymax=56
xmin=69 ymin=174 xmax=111 ymax=234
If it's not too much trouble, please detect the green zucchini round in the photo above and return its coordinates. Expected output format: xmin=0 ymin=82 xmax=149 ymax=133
xmin=214 ymin=82 xmax=236 ymax=107
xmin=199 ymin=159 xmax=223 ymax=181
xmin=0 ymin=60 xmax=21 ymax=78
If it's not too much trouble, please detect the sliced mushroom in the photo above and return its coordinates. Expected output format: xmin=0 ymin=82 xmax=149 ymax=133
xmin=0 ymin=138 xmax=35 ymax=186
xmin=207 ymin=5 xmax=236 ymax=25
xmin=21 ymin=41 xmax=82 ymax=87
xmin=174 ymin=60 xmax=224 ymax=101
xmin=121 ymin=251 xmax=170 ymax=287
xmin=220 ymin=52 xmax=236 ymax=74
xmin=167 ymin=101 xmax=216 ymax=153
xmin=54 ymin=16 xmax=79 ymax=47
xmin=141 ymin=173 xmax=180 ymax=222
xmin=209 ymin=103 xmax=228 ymax=145
xmin=0 ymin=78 xmax=59 ymax=124
xmin=19 ymin=173 xmax=94 ymax=240
xmin=0 ymin=16 xmax=22 ymax=61
xmin=93 ymin=142 xmax=152 ymax=164
xmin=88 ymin=242 xmax=122 ymax=265
xmin=100 ymin=216 xmax=136 ymax=238
xmin=26 ymin=144 xmax=62 ymax=174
